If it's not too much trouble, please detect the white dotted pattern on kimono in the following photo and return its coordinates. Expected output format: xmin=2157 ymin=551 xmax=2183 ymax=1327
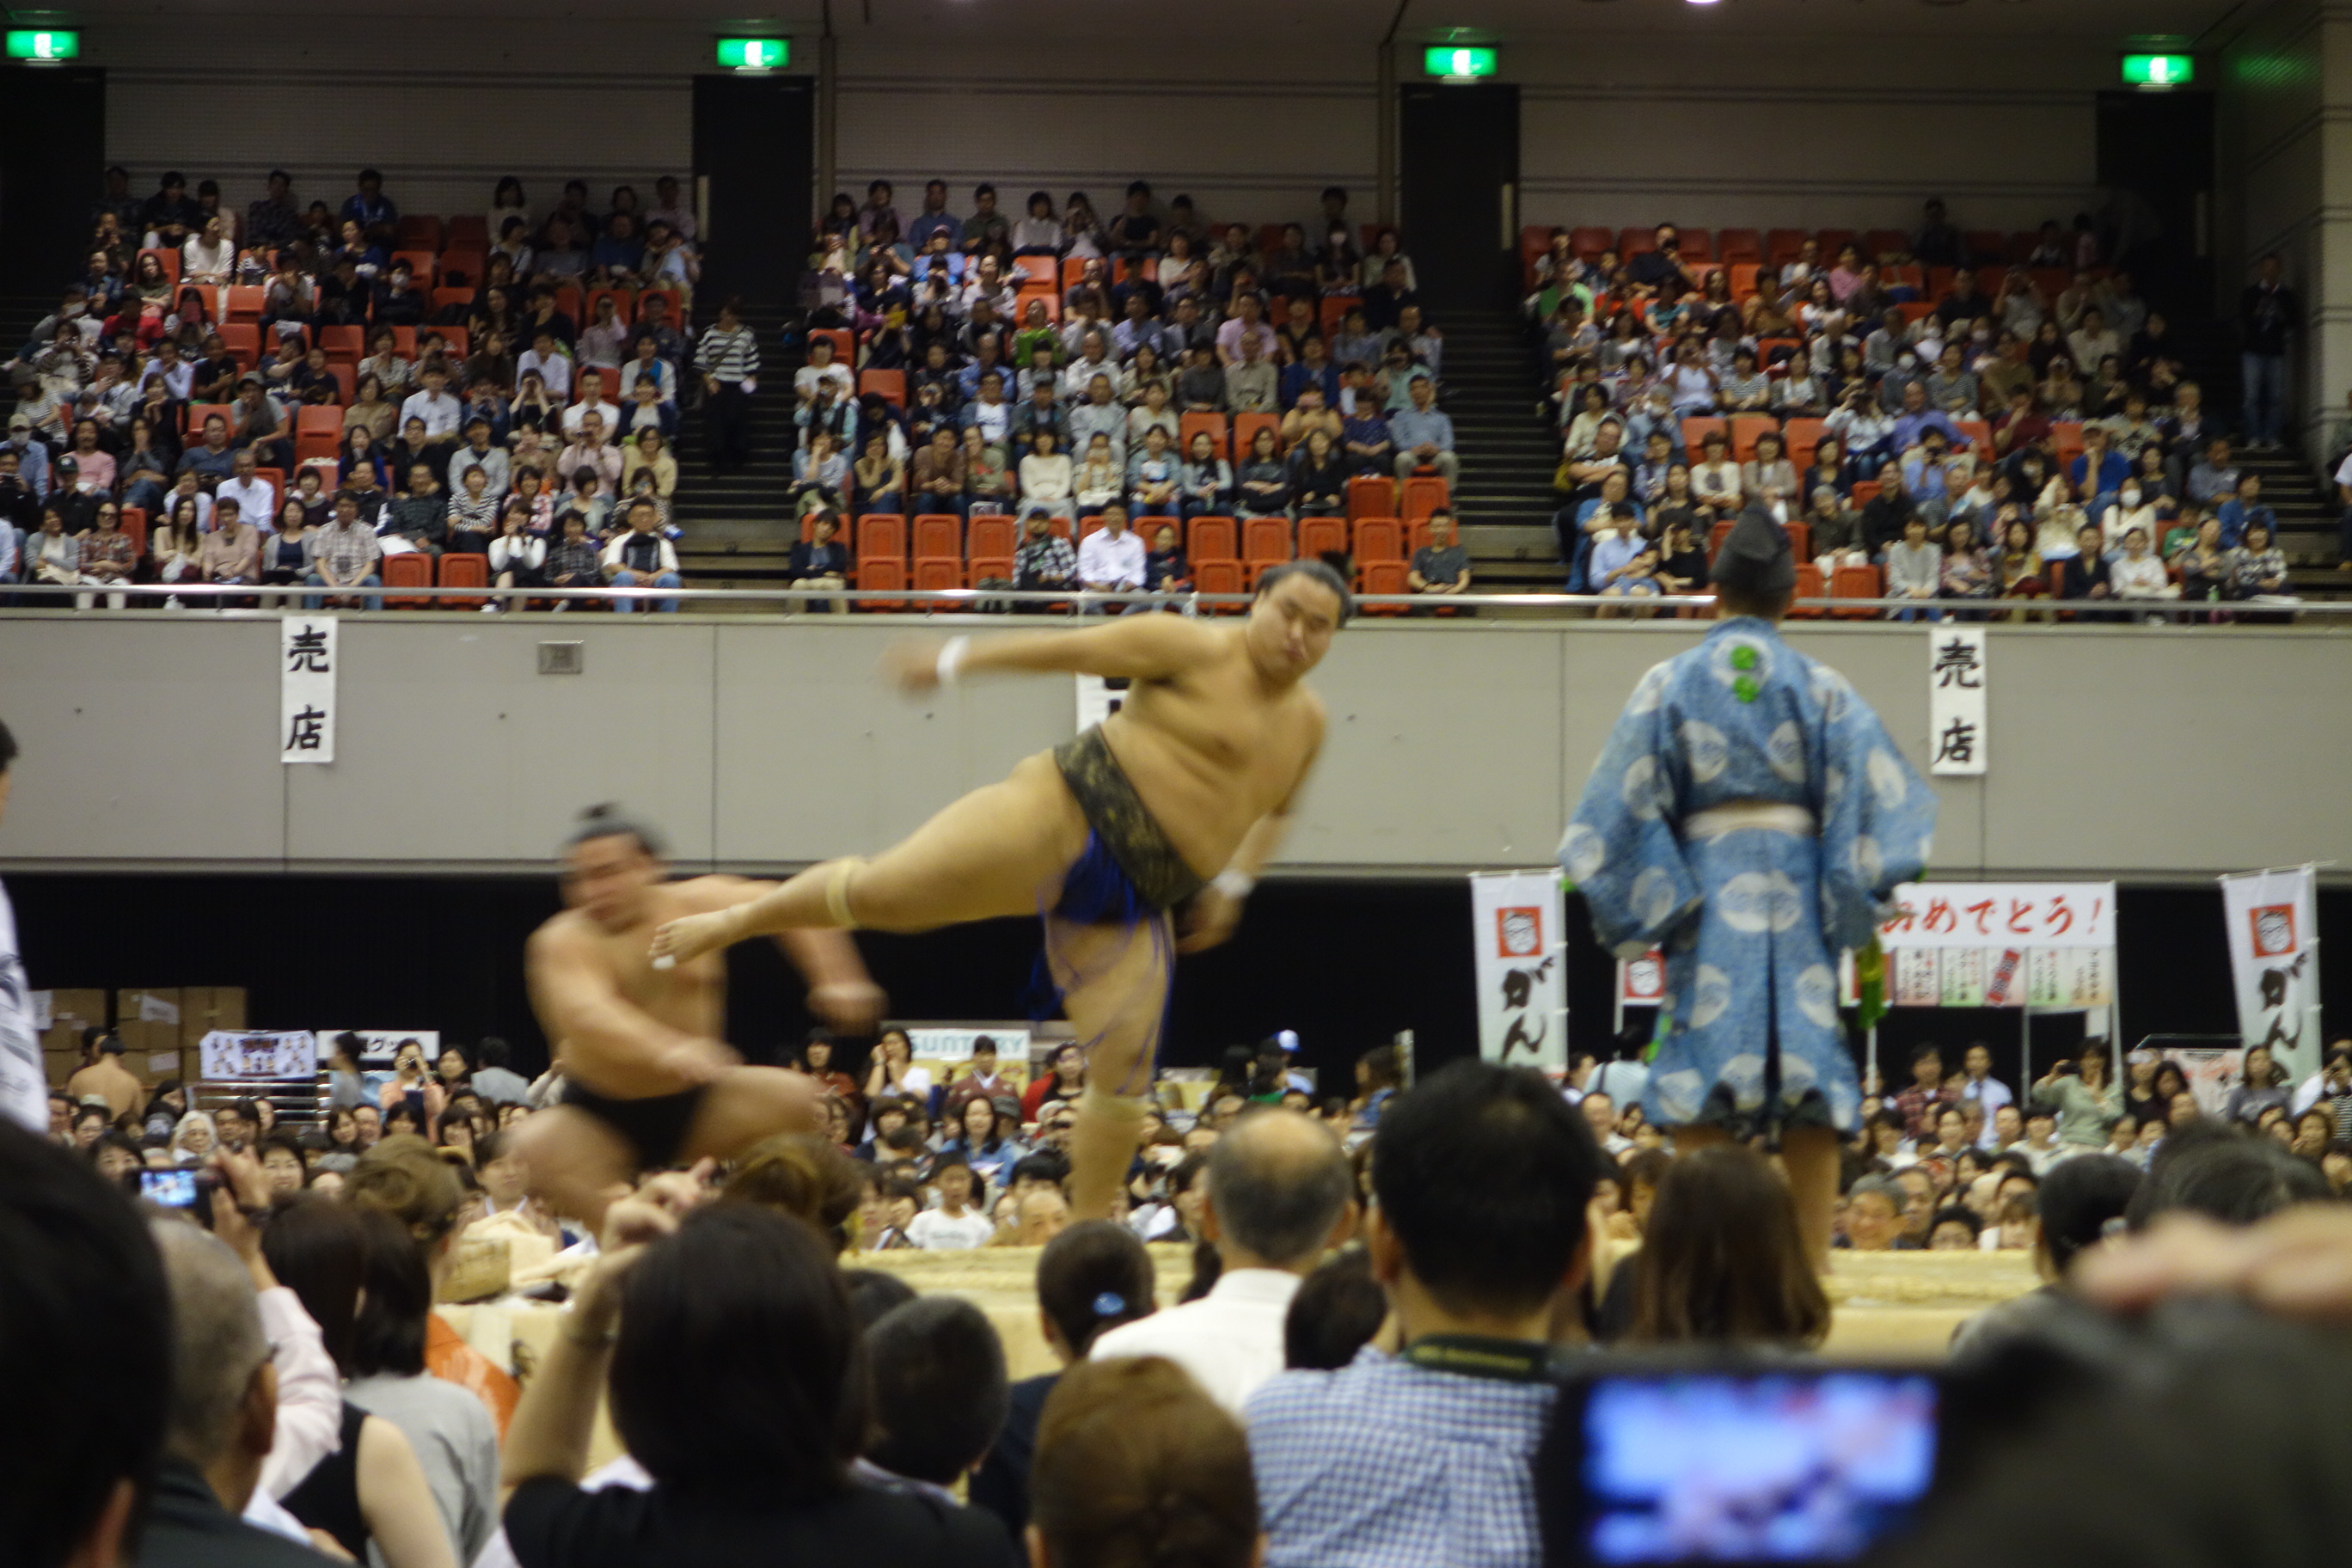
xmin=1627 ymin=659 xmax=1674 ymax=715
xmin=1630 ymin=867 xmax=1681 ymax=932
xmin=1796 ymin=964 xmax=1839 ymax=1028
xmin=1559 ymin=823 xmax=1607 ymax=884
xmin=1807 ymin=662 xmax=1853 ymax=724
xmin=1718 ymin=871 xmax=1804 ymax=933
xmin=1915 ymin=831 xmax=1934 ymax=867
xmin=1766 ymin=720 xmax=1807 ymax=783
xmin=1866 ymin=747 xmax=1909 ymax=811
xmin=1718 ymin=1054 xmax=1768 ymax=1112
xmin=1708 ymin=634 xmax=1773 ymax=689
xmin=1688 ymin=964 xmax=1733 ymax=1030
xmin=1680 ymin=720 xmax=1730 ymax=783
xmin=1620 ymin=755 xmax=1669 ymax=821
xmin=1652 ymin=1069 xmax=1708 ymax=1124
xmin=1823 ymin=765 xmax=1845 ymax=810
xmin=1850 ymin=834 xmax=1884 ymax=888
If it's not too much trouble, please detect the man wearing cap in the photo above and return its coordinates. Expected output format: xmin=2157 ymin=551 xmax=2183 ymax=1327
xmin=1 ymin=413 xmax=50 ymax=499
xmin=1559 ymin=503 xmax=1937 ymax=1266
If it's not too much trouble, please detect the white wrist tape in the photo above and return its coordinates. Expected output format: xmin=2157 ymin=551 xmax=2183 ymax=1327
xmin=1213 ymin=869 xmax=1256 ymax=901
xmin=936 ymin=635 xmax=971 ymax=686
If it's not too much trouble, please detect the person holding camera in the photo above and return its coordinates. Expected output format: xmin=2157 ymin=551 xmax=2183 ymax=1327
xmin=2033 ymin=1043 xmax=2123 ymax=1151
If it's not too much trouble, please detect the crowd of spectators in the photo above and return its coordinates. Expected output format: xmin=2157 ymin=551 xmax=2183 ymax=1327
xmin=21 ymin=1007 xmax=2352 ymax=1568
xmin=0 ymin=166 xmax=738 ymax=612
xmin=1537 ymin=199 xmax=2307 ymax=617
xmin=784 ymin=179 xmax=1455 ymax=601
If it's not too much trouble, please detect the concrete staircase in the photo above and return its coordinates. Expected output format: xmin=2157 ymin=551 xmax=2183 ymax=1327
xmin=670 ymin=302 xmax=799 ymax=603
xmin=1436 ymin=314 xmax=1567 ymax=595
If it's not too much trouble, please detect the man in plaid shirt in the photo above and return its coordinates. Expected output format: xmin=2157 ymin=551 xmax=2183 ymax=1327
xmin=1012 ymin=511 xmax=1076 ymax=609
xmin=1247 ymin=1060 xmax=1602 ymax=1567
xmin=1892 ymin=1044 xmax=1956 ymax=1142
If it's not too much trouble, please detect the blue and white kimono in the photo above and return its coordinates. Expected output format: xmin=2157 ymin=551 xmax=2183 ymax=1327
xmin=1559 ymin=617 xmax=1935 ymax=1133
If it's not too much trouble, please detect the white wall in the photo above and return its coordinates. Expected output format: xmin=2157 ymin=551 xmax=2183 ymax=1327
xmin=87 ymin=20 xmax=2114 ymax=253
xmin=831 ymin=37 xmax=1378 ymax=235
xmin=91 ymin=20 xmax=698 ymax=235
xmin=6 ymin=613 xmax=2352 ymax=882
xmin=1510 ymin=33 xmax=2109 ymax=239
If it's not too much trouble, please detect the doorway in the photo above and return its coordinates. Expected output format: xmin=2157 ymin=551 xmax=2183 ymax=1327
xmin=691 ymin=73 xmax=814 ymax=309
xmin=1399 ymin=82 xmax=1520 ymax=314
xmin=2095 ymin=90 xmax=2214 ymax=314
xmin=0 ymin=66 xmax=104 ymax=295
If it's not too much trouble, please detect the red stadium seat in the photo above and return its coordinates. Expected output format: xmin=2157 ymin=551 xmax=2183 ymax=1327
xmin=1728 ymin=415 xmax=1779 ymax=462
xmin=966 ymin=516 xmax=1017 ymax=561
xmin=1830 ymin=564 xmax=1882 ymax=618
xmin=1242 ymin=518 xmax=1293 ymax=566
xmin=1188 ymin=516 xmax=1237 ymax=562
xmin=437 ymin=252 xmax=486 ymax=289
xmin=854 ymin=557 xmax=906 ymax=610
xmin=224 ymin=285 xmax=264 ymax=323
xmin=1680 ymin=417 xmax=1728 ymax=456
xmin=860 ymin=370 xmax=906 ymax=407
xmin=295 ymin=407 xmax=342 ymax=463
xmin=438 ymin=550 xmax=489 ymax=609
xmin=1297 ymin=517 xmax=1348 ymax=562
xmin=1782 ymin=418 xmax=1826 ymax=473
xmin=1353 ymin=518 xmax=1403 ymax=565
xmin=383 ymin=552 xmax=434 ymax=608
xmin=1718 ymin=229 xmax=1763 ymax=263
xmin=1346 ymin=475 xmax=1396 ymax=520
xmin=1233 ymin=412 xmax=1282 ymax=460
xmin=395 ymin=215 xmax=443 ymax=250
xmin=1360 ymin=560 xmax=1408 ymax=614
xmin=1570 ymin=227 xmax=1614 ymax=261
xmin=1180 ymin=412 xmax=1229 ymax=462
xmin=1192 ymin=558 xmax=1245 ymax=611
xmin=1788 ymin=562 xmax=1825 ymax=619
xmin=1400 ymin=477 xmax=1449 ymax=523
xmin=218 ymin=324 xmax=260 ymax=368
xmin=119 ymin=507 xmax=146 ymax=560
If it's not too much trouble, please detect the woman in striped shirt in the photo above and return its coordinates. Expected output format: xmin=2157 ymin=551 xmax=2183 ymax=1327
xmin=695 ymin=297 xmax=759 ymax=473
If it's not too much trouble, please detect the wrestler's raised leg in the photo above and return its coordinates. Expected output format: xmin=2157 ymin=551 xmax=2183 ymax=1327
xmin=510 ymin=1105 xmax=635 ymax=1234
xmin=652 ymin=753 xmax=1091 ymax=961
xmin=677 ymin=1064 xmax=826 ymax=1164
xmin=1051 ymin=913 xmax=1174 ymax=1221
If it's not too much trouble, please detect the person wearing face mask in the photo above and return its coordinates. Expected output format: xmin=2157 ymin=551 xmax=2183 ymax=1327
xmin=2101 ymin=475 xmax=2162 ymax=554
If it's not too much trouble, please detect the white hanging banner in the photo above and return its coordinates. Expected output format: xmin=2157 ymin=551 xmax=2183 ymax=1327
xmin=1874 ymin=881 xmax=2116 ymax=1011
xmin=1470 ymin=870 xmax=1567 ymax=1070
xmin=280 ymin=615 xmax=339 ymax=764
xmin=1927 ymin=625 xmax=1987 ymax=775
xmin=2219 ymin=867 xmax=2321 ymax=1081
xmin=198 ymin=1030 xmax=319 ymax=1081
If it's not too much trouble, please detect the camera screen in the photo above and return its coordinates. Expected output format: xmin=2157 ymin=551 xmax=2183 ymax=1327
xmin=139 ymin=1169 xmax=199 ymax=1209
xmin=1581 ymin=1371 xmax=1938 ymax=1563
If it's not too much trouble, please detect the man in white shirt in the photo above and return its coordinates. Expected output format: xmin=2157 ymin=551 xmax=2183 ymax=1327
xmin=518 ymin=329 xmax=573 ymax=401
xmin=0 ymin=720 xmax=46 ymax=1132
xmin=1088 ymin=1106 xmax=1356 ymax=1416
xmin=1958 ymin=1041 xmax=2013 ymax=1145
xmin=1075 ymin=503 xmax=1147 ymax=607
xmin=907 ymin=1157 xmax=997 ymax=1251
xmin=396 ymin=365 xmax=462 ymax=450
xmin=215 ymin=450 xmax=278 ymax=536
xmin=793 ymin=336 xmax=854 ymax=407
xmin=560 ymin=369 xmax=622 ymax=444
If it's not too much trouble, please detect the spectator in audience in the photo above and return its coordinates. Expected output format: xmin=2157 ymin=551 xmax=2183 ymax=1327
xmin=602 ymin=499 xmax=681 ymax=613
xmin=1409 ymin=507 xmax=1471 ymax=602
xmin=304 ymin=492 xmax=381 ymax=610
xmin=1628 ymin=1144 xmax=1828 ymax=1345
xmin=1030 ymin=1357 xmax=1259 ymax=1568
xmin=2238 ymin=252 xmax=2299 ymax=450
xmin=697 ymin=297 xmax=759 ymax=474
xmin=501 ymin=1202 xmax=1004 ymax=1566
xmin=858 ymin=1296 xmax=1015 ymax=1551
xmin=1387 ymin=372 xmax=1456 ymax=486
xmin=0 ymin=1124 xmax=174 ymax=1568
xmin=1249 ymin=1062 xmax=1601 ymax=1566
xmin=1075 ymin=500 xmax=1147 ymax=606
xmin=1224 ymin=331 xmax=1277 ymax=415
xmin=1013 ymin=509 xmax=1077 ymax=605
xmin=1091 ymin=1108 xmax=1354 ymax=1413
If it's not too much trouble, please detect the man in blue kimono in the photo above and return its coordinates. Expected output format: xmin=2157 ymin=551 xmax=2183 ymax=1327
xmin=1560 ymin=505 xmax=1935 ymax=1263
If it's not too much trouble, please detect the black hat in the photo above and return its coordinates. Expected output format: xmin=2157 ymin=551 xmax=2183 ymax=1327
xmin=1709 ymin=502 xmax=1796 ymax=598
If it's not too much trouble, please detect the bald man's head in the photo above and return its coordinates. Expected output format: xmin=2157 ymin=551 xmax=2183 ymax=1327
xmin=1206 ymin=1108 xmax=1357 ymax=1269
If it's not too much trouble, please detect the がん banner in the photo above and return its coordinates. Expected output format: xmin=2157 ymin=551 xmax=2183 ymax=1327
xmin=2219 ymin=867 xmax=2321 ymax=1081
xmin=1470 ymin=870 xmax=1567 ymax=1070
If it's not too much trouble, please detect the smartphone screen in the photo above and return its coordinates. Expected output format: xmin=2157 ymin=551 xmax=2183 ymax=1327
xmin=139 ymin=1168 xmax=202 ymax=1210
xmin=1575 ymin=1370 xmax=1939 ymax=1563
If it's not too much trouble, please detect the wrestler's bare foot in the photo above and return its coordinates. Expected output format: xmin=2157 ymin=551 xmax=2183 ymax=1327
xmin=882 ymin=636 xmax=949 ymax=695
xmin=649 ymin=907 xmax=742 ymax=966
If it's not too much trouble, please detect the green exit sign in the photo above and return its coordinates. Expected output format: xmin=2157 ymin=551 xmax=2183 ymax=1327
xmin=2121 ymin=52 xmax=2193 ymax=87
xmin=1424 ymin=46 xmax=1497 ymax=78
xmin=5 ymin=28 xmax=80 ymax=60
xmin=715 ymin=36 xmax=788 ymax=70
